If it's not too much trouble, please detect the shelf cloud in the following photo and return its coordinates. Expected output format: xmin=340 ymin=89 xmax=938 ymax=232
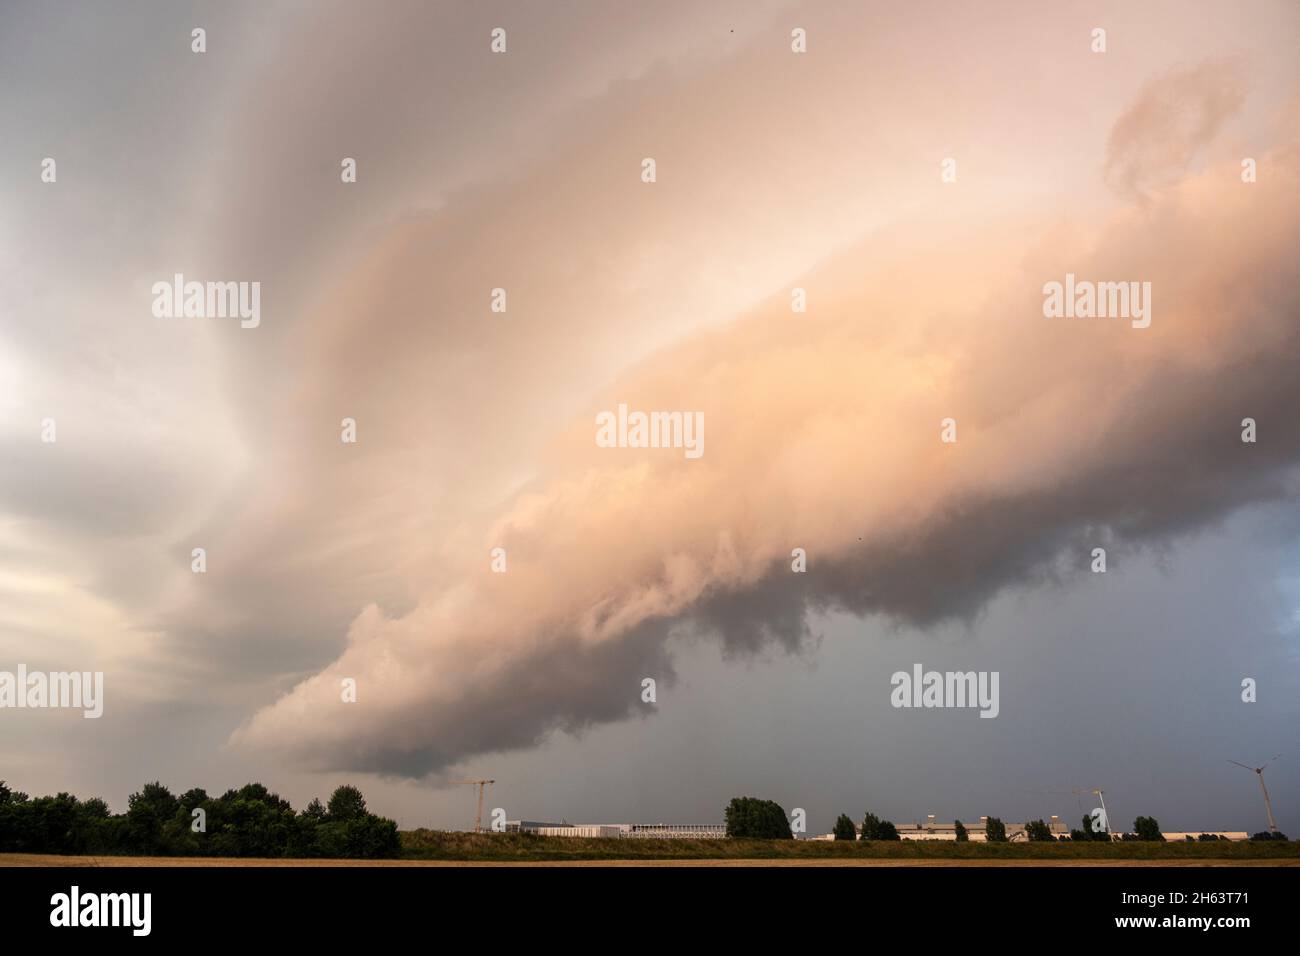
xmin=232 ymin=73 xmax=1300 ymax=772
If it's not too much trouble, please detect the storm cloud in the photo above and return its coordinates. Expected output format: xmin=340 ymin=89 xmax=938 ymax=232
xmin=232 ymin=97 xmax=1300 ymax=772
xmin=3 ymin=1 xmax=1298 ymax=803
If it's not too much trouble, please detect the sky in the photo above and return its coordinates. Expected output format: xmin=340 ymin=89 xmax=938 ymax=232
xmin=1 ymin=0 xmax=1297 ymax=835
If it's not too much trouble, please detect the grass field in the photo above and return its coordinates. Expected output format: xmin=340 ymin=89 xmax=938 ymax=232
xmin=397 ymin=831 xmax=1300 ymax=863
xmin=3 ymin=833 xmax=1296 ymax=867
xmin=3 ymin=853 xmax=1297 ymax=867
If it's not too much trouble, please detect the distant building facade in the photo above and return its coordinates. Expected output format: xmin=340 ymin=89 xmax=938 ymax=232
xmin=505 ymin=820 xmax=726 ymax=839
xmin=502 ymin=820 xmax=566 ymax=834
xmin=624 ymin=823 xmax=727 ymax=839
xmin=896 ymin=817 xmax=1070 ymax=842
xmin=536 ymin=825 xmax=625 ymax=838
xmin=811 ymin=820 xmax=1249 ymax=842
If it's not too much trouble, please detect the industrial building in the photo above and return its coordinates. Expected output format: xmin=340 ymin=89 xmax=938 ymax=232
xmin=811 ymin=819 xmax=1249 ymax=841
xmin=508 ymin=816 xmax=1250 ymax=842
xmin=502 ymin=820 xmax=566 ymax=834
xmin=895 ymin=817 xmax=1069 ymax=841
xmin=535 ymin=825 xmax=625 ymax=838
xmin=625 ymin=823 xmax=728 ymax=839
xmin=806 ymin=817 xmax=1069 ymax=841
xmin=505 ymin=820 xmax=727 ymax=839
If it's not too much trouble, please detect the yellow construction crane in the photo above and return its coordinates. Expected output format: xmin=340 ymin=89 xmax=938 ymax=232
xmin=450 ymin=779 xmax=495 ymax=833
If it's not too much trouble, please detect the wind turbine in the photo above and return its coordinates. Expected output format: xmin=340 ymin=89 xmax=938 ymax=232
xmin=1229 ymin=756 xmax=1281 ymax=833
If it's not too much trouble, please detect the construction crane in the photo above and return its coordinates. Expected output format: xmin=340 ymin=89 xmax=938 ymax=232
xmin=450 ymin=779 xmax=495 ymax=833
xmin=1229 ymin=756 xmax=1281 ymax=833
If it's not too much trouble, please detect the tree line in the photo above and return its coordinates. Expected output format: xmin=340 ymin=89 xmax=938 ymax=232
xmin=725 ymin=797 xmax=1286 ymax=842
xmin=0 ymin=779 xmax=400 ymax=858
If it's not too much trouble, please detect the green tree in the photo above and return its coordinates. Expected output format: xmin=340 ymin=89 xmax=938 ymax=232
xmin=126 ymin=782 xmax=179 ymax=854
xmin=724 ymin=797 xmax=793 ymax=839
xmin=860 ymin=811 xmax=881 ymax=841
xmin=954 ymin=819 xmax=969 ymax=842
xmin=1250 ymin=831 xmax=1288 ymax=841
xmin=178 ymin=788 xmax=209 ymax=813
xmin=1024 ymin=818 xmax=1054 ymax=842
xmin=832 ymin=814 xmax=857 ymax=840
xmin=1075 ymin=813 xmax=1110 ymax=841
xmin=0 ymin=778 xmax=403 ymax=859
xmin=1132 ymin=816 xmax=1164 ymax=841
xmin=341 ymin=816 xmax=402 ymax=858
xmin=239 ymin=782 xmax=290 ymax=810
xmin=985 ymin=816 xmax=1008 ymax=842
xmin=27 ymin=794 xmax=82 ymax=853
xmin=129 ymin=782 xmax=178 ymax=820
xmin=859 ymin=812 xmax=901 ymax=841
xmin=327 ymin=785 xmax=368 ymax=822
